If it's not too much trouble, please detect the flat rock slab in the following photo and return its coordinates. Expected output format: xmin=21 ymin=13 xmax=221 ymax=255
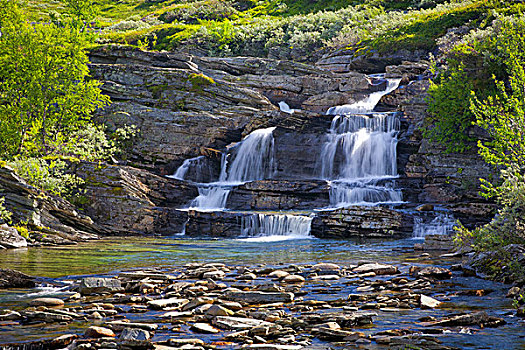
xmin=107 ymin=320 xmax=159 ymax=331
xmin=430 ymin=311 xmax=506 ymax=328
xmin=24 ymin=311 xmax=73 ymax=323
xmin=84 ymin=326 xmax=115 ymax=338
xmin=244 ymin=345 xmax=303 ymax=350
xmin=190 ymin=322 xmax=220 ymax=334
xmin=0 ymin=224 xmax=27 ymax=249
xmin=224 ymin=290 xmax=294 ymax=304
xmin=30 ymin=298 xmax=65 ymax=307
xmin=353 ymin=263 xmax=399 ymax=275
xmin=79 ymin=277 xmax=123 ymax=295
xmin=147 ymin=298 xmax=189 ymax=310
xmin=212 ymin=316 xmax=273 ymax=330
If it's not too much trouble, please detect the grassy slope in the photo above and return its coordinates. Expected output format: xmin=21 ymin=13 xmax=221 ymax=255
xmin=23 ymin=0 xmax=524 ymax=58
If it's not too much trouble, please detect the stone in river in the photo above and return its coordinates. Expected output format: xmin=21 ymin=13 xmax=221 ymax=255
xmin=282 ymin=275 xmax=305 ymax=283
xmin=312 ymin=263 xmax=340 ymax=271
xmin=190 ymin=322 xmax=220 ymax=334
xmin=24 ymin=311 xmax=73 ymax=323
xmin=212 ymin=316 xmax=272 ymax=330
xmin=202 ymin=270 xmax=225 ymax=280
xmin=84 ymin=326 xmax=115 ymax=338
xmin=30 ymin=297 xmax=65 ymax=307
xmin=119 ymin=328 xmax=151 ymax=347
xmin=224 ymin=290 xmax=294 ymax=304
xmin=430 ymin=312 xmax=506 ymax=327
xmin=0 ymin=310 xmax=22 ymax=321
xmin=168 ymin=338 xmax=205 ymax=346
xmin=0 ymin=268 xmax=35 ymax=288
xmin=268 ymin=270 xmax=290 ymax=279
xmin=410 ymin=266 xmax=452 ymax=279
xmin=243 ymin=345 xmax=303 ymax=350
xmin=206 ymin=305 xmax=234 ymax=317
xmin=419 ymin=294 xmax=441 ymax=309
xmin=107 ymin=320 xmax=159 ymax=331
xmin=78 ymin=277 xmax=124 ymax=295
xmin=147 ymin=297 xmax=189 ymax=310
xmin=353 ymin=263 xmax=399 ymax=275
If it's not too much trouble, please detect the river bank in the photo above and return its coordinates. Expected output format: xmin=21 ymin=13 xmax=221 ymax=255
xmin=0 ymin=236 xmax=523 ymax=350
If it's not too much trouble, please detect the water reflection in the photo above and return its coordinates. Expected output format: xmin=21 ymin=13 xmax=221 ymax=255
xmin=0 ymin=236 xmax=416 ymax=278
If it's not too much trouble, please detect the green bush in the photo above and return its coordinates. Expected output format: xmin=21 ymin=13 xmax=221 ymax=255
xmin=0 ymin=196 xmax=12 ymax=223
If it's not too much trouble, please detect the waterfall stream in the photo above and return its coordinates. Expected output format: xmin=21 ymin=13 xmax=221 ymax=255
xmin=172 ymin=77 xmax=451 ymax=239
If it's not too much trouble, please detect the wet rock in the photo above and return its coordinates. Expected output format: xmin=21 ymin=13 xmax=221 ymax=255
xmin=243 ymin=345 xmax=303 ymax=350
xmin=419 ymin=294 xmax=441 ymax=309
xmin=268 ymin=270 xmax=290 ymax=279
xmin=168 ymin=338 xmax=205 ymax=347
xmin=190 ymin=322 xmax=220 ymax=334
xmin=282 ymin=275 xmax=305 ymax=283
xmin=107 ymin=320 xmax=159 ymax=331
xmin=206 ymin=305 xmax=234 ymax=317
xmin=312 ymin=263 xmax=340 ymax=271
xmin=202 ymin=270 xmax=225 ymax=280
xmin=147 ymin=297 xmax=189 ymax=310
xmin=0 ymin=268 xmax=36 ymax=288
xmin=119 ymin=327 xmax=152 ymax=348
xmin=84 ymin=326 xmax=116 ymax=338
xmin=24 ymin=311 xmax=73 ymax=323
xmin=79 ymin=277 xmax=124 ymax=295
xmin=353 ymin=263 xmax=399 ymax=275
xmin=224 ymin=290 xmax=294 ymax=304
xmin=0 ymin=224 xmax=27 ymax=248
xmin=0 ymin=310 xmax=22 ymax=321
xmin=29 ymin=297 xmax=65 ymax=307
xmin=411 ymin=266 xmax=452 ymax=279
xmin=212 ymin=316 xmax=272 ymax=330
xmin=430 ymin=312 xmax=506 ymax=327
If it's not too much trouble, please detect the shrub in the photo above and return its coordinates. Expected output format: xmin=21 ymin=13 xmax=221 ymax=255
xmin=0 ymin=196 xmax=11 ymax=223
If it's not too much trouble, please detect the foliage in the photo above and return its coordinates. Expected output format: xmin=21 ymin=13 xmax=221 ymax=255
xmin=0 ymin=196 xmax=12 ymax=223
xmin=425 ymin=61 xmax=476 ymax=152
xmin=453 ymin=18 xmax=525 ymax=282
xmin=0 ymin=0 xmax=110 ymax=160
xmin=7 ymin=157 xmax=85 ymax=198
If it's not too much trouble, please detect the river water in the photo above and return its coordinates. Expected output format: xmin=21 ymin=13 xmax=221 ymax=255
xmin=0 ymin=236 xmax=524 ymax=349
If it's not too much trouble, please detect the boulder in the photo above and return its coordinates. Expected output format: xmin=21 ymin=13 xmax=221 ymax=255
xmin=78 ymin=277 xmax=124 ymax=295
xmin=0 ymin=224 xmax=27 ymax=249
xmin=311 ymin=207 xmax=413 ymax=238
xmin=119 ymin=328 xmax=152 ymax=348
xmin=353 ymin=263 xmax=399 ymax=276
xmin=29 ymin=298 xmax=65 ymax=307
xmin=0 ymin=268 xmax=35 ymax=288
xmin=84 ymin=326 xmax=116 ymax=338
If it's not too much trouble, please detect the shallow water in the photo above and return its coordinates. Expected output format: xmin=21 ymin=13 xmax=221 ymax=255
xmin=1 ymin=236 xmax=524 ymax=349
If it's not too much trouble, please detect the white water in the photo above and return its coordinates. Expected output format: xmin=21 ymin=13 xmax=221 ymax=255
xmin=326 ymin=79 xmax=401 ymax=115
xmin=413 ymin=213 xmax=456 ymax=238
xmin=279 ymin=101 xmax=295 ymax=114
xmin=188 ymin=127 xmax=276 ymax=210
xmin=168 ymin=156 xmax=209 ymax=182
xmin=240 ymin=213 xmax=313 ymax=240
xmin=321 ymin=78 xmax=403 ymax=208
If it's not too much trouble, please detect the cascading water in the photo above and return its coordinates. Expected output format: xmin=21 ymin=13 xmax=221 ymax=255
xmin=187 ymin=127 xmax=276 ymax=211
xmin=321 ymin=78 xmax=403 ymax=208
xmin=240 ymin=213 xmax=313 ymax=241
xmin=413 ymin=213 xmax=456 ymax=238
xmin=169 ymin=156 xmax=210 ymax=182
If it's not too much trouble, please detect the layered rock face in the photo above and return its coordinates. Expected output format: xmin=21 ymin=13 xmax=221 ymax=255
xmin=0 ymin=166 xmax=102 ymax=245
xmin=72 ymin=162 xmax=197 ymax=235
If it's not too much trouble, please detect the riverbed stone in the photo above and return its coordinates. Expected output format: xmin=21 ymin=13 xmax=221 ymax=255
xmin=224 ymin=290 xmax=294 ymax=304
xmin=30 ymin=298 xmax=65 ymax=307
xmin=84 ymin=326 xmax=115 ymax=338
xmin=430 ymin=312 xmax=506 ymax=327
xmin=419 ymin=294 xmax=441 ymax=309
xmin=411 ymin=266 xmax=452 ymax=279
xmin=119 ymin=327 xmax=151 ymax=347
xmin=212 ymin=316 xmax=273 ymax=330
xmin=147 ymin=298 xmax=189 ymax=310
xmin=190 ymin=322 xmax=220 ymax=334
xmin=353 ymin=263 xmax=399 ymax=275
xmin=282 ymin=275 xmax=305 ymax=283
xmin=79 ymin=277 xmax=124 ymax=295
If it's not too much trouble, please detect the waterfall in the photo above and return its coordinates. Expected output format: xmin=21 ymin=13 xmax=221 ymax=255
xmin=321 ymin=78 xmax=403 ymax=208
xmin=413 ymin=213 xmax=456 ymax=238
xmin=188 ymin=127 xmax=276 ymax=210
xmin=168 ymin=156 xmax=210 ymax=182
xmin=326 ymin=79 xmax=401 ymax=115
xmin=240 ymin=213 xmax=313 ymax=242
